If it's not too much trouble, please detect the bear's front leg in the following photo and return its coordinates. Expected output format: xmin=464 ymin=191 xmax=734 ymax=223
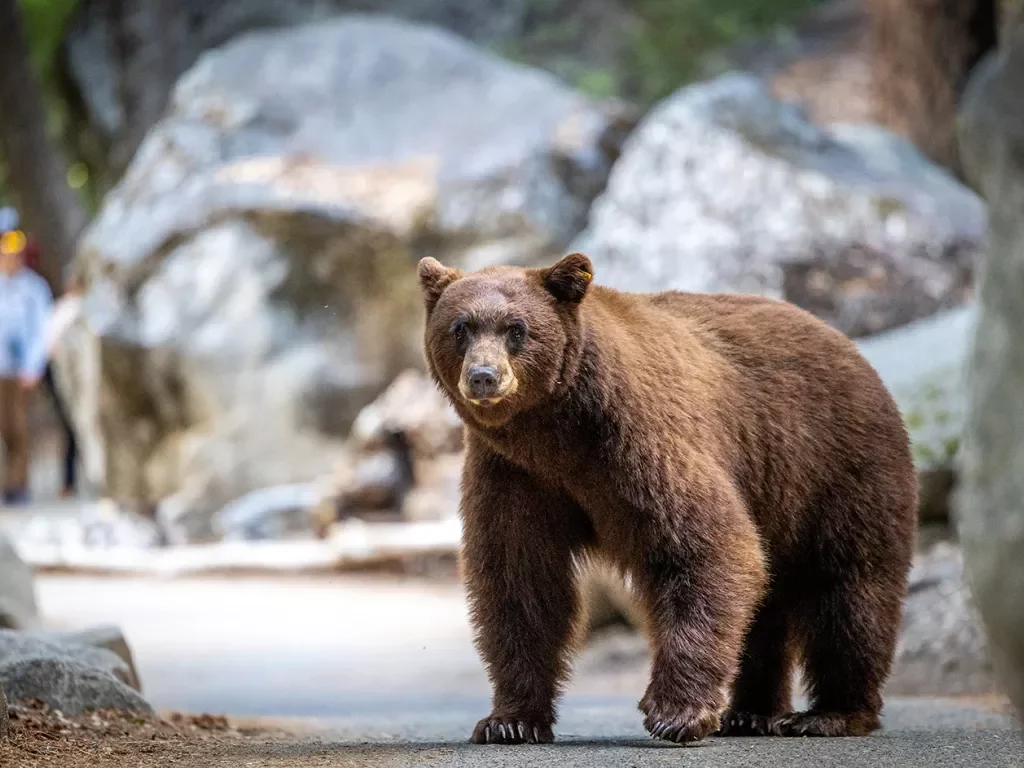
xmin=634 ymin=474 xmax=767 ymax=744
xmin=460 ymin=442 xmax=589 ymax=745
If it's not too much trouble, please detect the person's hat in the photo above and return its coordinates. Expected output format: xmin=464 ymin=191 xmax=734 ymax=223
xmin=0 ymin=207 xmax=26 ymax=255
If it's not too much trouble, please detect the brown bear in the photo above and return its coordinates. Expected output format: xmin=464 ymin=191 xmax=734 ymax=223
xmin=417 ymin=252 xmax=917 ymax=745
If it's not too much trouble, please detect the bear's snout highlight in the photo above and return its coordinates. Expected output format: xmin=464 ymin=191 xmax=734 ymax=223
xmin=458 ymin=336 xmax=517 ymax=406
xmin=467 ymin=365 xmax=500 ymax=400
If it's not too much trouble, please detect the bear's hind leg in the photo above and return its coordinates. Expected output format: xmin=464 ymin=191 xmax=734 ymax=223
xmin=771 ymin=572 xmax=906 ymax=737
xmin=716 ymin=591 xmax=795 ymax=737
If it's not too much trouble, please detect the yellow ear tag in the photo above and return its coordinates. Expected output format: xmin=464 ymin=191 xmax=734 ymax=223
xmin=578 ymin=270 xmax=592 ymax=280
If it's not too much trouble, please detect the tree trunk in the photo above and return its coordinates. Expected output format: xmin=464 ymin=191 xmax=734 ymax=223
xmin=867 ymin=0 xmax=998 ymax=175
xmin=0 ymin=0 xmax=88 ymax=293
xmin=106 ymin=0 xmax=176 ymax=181
xmin=957 ymin=20 xmax=1024 ymax=721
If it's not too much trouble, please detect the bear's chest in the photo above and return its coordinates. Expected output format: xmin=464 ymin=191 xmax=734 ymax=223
xmin=484 ymin=415 xmax=664 ymax=513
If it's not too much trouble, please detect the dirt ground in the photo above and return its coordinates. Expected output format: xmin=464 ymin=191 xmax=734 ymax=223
xmin=0 ymin=701 xmax=331 ymax=768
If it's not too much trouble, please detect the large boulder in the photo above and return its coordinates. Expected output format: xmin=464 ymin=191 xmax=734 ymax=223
xmin=574 ymin=73 xmax=985 ymax=338
xmin=0 ymin=534 xmax=38 ymax=630
xmin=956 ymin=27 xmax=1024 ymax=719
xmin=856 ymin=305 xmax=975 ymax=524
xmin=66 ymin=17 xmax=626 ymax=543
xmin=61 ymin=1 xmax=636 ymax=181
xmin=0 ymin=630 xmax=151 ymax=715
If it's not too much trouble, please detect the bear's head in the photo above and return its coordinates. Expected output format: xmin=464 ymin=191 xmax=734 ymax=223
xmin=417 ymin=252 xmax=594 ymax=428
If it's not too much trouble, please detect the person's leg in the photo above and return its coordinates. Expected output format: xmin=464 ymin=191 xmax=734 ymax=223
xmin=0 ymin=378 xmax=29 ymax=504
xmin=44 ymin=364 xmax=76 ymax=496
xmin=0 ymin=378 xmax=11 ymax=502
xmin=6 ymin=379 xmax=30 ymax=504
xmin=63 ymin=427 xmax=78 ymax=497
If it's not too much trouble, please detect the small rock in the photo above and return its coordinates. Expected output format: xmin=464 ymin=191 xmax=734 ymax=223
xmin=0 ymin=534 xmax=38 ymax=630
xmin=1 ymin=659 xmax=151 ymax=716
xmin=28 ymin=626 xmax=142 ymax=692
xmin=0 ymin=630 xmax=152 ymax=715
xmin=889 ymin=542 xmax=995 ymax=695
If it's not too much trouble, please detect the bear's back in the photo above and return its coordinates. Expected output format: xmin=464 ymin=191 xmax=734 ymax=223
xmin=581 ymin=285 xmax=912 ymax=530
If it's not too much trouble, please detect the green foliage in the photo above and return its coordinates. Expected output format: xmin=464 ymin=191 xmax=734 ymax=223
xmin=18 ymin=0 xmax=80 ymax=143
xmin=625 ymin=0 xmax=820 ymax=104
xmin=20 ymin=0 xmax=80 ymax=86
xmin=575 ymin=68 xmax=618 ymax=99
xmin=1 ymin=0 xmax=91 ymax=213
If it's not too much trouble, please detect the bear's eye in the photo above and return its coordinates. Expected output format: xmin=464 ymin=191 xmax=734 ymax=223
xmin=506 ymin=321 xmax=527 ymax=348
xmin=451 ymin=318 xmax=469 ymax=345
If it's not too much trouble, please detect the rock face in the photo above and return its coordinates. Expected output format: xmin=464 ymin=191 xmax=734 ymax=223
xmin=0 ymin=630 xmax=151 ymax=715
xmin=957 ymin=28 xmax=1024 ymax=719
xmin=318 ymin=369 xmax=464 ymax=529
xmin=889 ymin=542 xmax=994 ymax=695
xmin=0 ymin=535 xmax=38 ymax=630
xmin=0 ymin=679 xmax=7 ymax=741
xmin=62 ymin=0 xmax=636 ymax=181
xmin=574 ymin=73 xmax=985 ymax=338
xmin=856 ymin=305 xmax=975 ymax=524
xmin=67 ymin=18 xmax=625 ymax=542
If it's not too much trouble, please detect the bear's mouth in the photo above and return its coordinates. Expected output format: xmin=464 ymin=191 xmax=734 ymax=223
xmin=467 ymin=397 xmax=503 ymax=407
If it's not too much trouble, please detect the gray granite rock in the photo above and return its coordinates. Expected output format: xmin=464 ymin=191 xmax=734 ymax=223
xmin=67 ymin=17 xmax=625 ymax=543
xmin=0 ymin=630 xmax=151 ymax=715
xmin=28 ymin=625 xmax=142 ymax=692
xmin=575 ymin=73 xmax=984 ymax=338
xmin=0 ymin=534 xmax=38 ymax=631
xmin=856 ymin=304 xmax=974 ymax=522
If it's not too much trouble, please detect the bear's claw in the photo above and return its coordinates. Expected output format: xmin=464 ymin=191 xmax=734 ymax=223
xmin=715 ymin=710 xmax=774 ymax=736
xmin=470 ymin=715 xmax=553 ymax=745
xmin=641 ymin=702 xmax=722 ymax=744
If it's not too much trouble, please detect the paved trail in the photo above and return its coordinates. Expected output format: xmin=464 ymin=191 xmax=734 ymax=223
xmin=33 ymin=574 xmax=1024 ymax=767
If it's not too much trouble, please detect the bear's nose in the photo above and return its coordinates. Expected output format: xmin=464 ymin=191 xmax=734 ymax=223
xmin=467 ymin=365 xmax=500 ymax=399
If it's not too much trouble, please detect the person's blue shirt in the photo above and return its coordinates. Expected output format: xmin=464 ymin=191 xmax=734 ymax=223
xmin=0 ymin=267 xmax=53 ymax=380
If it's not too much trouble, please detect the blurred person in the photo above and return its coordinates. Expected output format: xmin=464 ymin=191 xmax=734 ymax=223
xmin=43 ymin=267 xmax=83 ymax=498
xmin=0 ymin=207 xmax=53 ymax=505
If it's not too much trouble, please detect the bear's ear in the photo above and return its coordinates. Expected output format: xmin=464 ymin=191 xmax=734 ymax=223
xmin=542 ymin=252 xmax=593 ymax=304
xmin=418 ymin=257 xmax=461 ymax=312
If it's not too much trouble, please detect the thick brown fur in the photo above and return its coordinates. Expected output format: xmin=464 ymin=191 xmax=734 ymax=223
xmin=417 ymin=253 xmax=918 ymax=745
